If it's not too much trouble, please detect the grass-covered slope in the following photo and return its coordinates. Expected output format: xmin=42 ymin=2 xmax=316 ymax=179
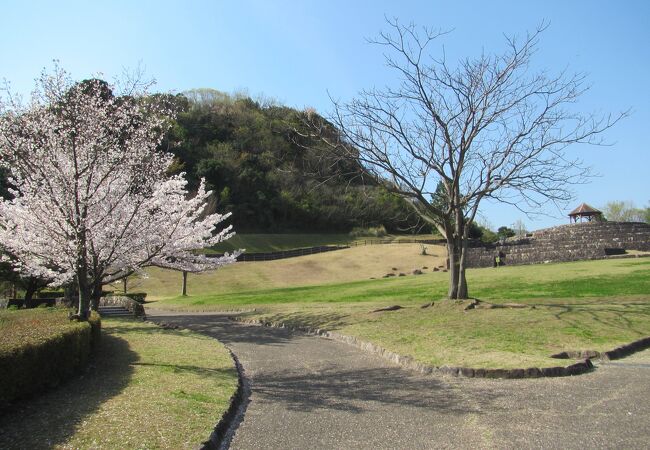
xmin=0 ymin=318 xmax=238 ymax=449
xmin=150 ymin=256 xmax=650 ymax=307
xmin=206 ymin=232 xmax=442 ymax=253
xmin=208 ymin=233 xmax=354 ymax=253
xmin=149 ymin=257 xmax=650 ymax=369
xmin=139 ymin=243 xmax=447 ymax=299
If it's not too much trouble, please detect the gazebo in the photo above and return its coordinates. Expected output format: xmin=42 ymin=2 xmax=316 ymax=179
xmin=568 ymin=203 xmax=603 ymax=223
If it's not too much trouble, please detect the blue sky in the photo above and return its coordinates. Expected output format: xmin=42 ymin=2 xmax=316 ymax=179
xmin=2 ymin=0 xmax=648 ymax=230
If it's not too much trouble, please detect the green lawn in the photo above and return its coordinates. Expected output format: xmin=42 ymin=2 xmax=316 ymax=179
xmin=0 ymin=318 xmax=238 ymax=449
xmin=153 ymin=258 xmax=650 ymax=306
xmin=150 ymin=258 xmax=650 ymax=369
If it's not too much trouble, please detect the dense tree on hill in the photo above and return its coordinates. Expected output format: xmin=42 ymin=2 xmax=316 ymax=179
xmin=162 ymin=89 xmax=420 ymax=233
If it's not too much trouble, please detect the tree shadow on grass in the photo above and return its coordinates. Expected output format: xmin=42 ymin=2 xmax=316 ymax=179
xmin=536 ymin=301 xmax=650 ymax=336
xmin=132 ymin=361 xmax=234 ymax=379
xmin=0 ymin=333 xmax=137 ymax=450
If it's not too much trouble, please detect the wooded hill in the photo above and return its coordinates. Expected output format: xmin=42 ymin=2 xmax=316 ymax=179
xmin=159 ymin=89 xmax=419 ymax=233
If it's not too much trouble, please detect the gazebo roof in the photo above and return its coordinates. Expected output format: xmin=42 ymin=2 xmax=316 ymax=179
xmin=568 ymin=203 xmax=602 ymax=217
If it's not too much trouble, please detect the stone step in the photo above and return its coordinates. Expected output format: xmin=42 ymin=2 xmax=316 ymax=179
xmin=98 ymin=306 xmax=132 ymax=317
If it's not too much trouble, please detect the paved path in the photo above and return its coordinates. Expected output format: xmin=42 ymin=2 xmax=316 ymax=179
xmin=147 ymin=310 xmax=650 ymax=449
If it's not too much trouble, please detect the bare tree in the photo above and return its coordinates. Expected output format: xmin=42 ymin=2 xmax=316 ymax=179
xmin=305 ymin=20 xmax=626 ymax=299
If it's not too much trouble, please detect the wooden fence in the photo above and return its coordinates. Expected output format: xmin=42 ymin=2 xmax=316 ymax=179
xmin=208 ymin=245 xmax=349 ymax=262
xmin=208 ymin=238 xmax=447 ymax=263
xmin=350 ymin=238 xmax=446 ymax=246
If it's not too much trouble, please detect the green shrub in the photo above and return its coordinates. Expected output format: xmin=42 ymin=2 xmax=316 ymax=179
xmin=36 ymin=290 xmax=65 ymax=299
xmin=349 ymin=225 xmax=387 ymax=238
xmin=480 ymin=228 xmax=499 ymax=244
xmin=88 ymin=311 xmax=102 ymax=349
xmin=0 ymin=308 xmax=101 ymax=409
xmin=109 ymin=292 xmax=147 ymax=303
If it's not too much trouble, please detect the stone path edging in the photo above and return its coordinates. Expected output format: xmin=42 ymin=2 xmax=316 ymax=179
xmin=199 ymin=347 xmax=249 ymax=450
xmin=601 ymin=336 xmax=650 ymax=360
xmin=231 ymin=318 xmax=598 ymax=379
xmin=551 ymin=337 xmax=650 ymax=361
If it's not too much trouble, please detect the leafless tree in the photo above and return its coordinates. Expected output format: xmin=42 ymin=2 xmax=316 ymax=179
xmin=305 ymin=19 xmax=627 ymax=299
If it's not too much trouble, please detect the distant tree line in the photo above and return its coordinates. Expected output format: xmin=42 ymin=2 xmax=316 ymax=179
xmin=601 ymin=201 xmax=649 ymax=223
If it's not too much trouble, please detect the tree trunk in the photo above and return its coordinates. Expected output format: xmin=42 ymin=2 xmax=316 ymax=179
xmin=90 ymin=277 xmax=103 ymax=312
xmin=23 ymin=281 xmax=38 ymax=309
xmin=457 ymin=236 xmax=469 ymax=299
xmin=77 ymin=272 xmax=91 ymax=320
xmin=122 ymin=277 xmax=127 ymax=294
xmin=181 ymin=271 xmax=188 ymax=296
xmin=446 ymin=234 xmax=469 ymax=300
xmin=447 ymin=237 xmax=459 ymax=299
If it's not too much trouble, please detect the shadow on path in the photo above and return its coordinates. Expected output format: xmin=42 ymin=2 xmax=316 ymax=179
xmin=254 ymin=365 xmax=500 ymax=414
xmin=149 ymin=312 xmax=502 ymax=415
xmin=150 ymin=313 xmax=296 ymax=347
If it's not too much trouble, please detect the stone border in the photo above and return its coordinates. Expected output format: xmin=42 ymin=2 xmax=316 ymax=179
xmin=99 ymin=295 xmax=145 ymax=317
xmin=232 ymin=318 xmax=597 ymax=379
xmin=551 ymin=350 xmax=601 ymax=359
xmin=144 ymin=318 xmax=250 ymax=450
xmin=551 ymin=337 xmax=650 ymax=361
xmin=600 ymin=336 xmax=650 ymax=361
xmin=200 ymin=348 xmax=249 ymax=450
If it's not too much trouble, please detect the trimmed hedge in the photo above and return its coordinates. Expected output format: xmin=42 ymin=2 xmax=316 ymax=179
xmin=108 ymin=292 xmax=147 ymax=304
xmin=0 ymin=308 xmax=101 ymax=409
xmin=124 ymin=292 xmax=147 ymax=304
xmin=5 ymin=298 xmax=57 ymax=308
xmin=36 ymin=290 xmax=65 ymax=299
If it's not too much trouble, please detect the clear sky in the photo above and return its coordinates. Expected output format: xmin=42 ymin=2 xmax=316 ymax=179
xmin=2 ymin=0 xmax=648 ymax=230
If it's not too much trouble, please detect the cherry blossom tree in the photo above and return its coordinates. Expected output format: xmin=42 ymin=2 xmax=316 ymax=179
xmin=0 ymin=66 xmax=239 ymax=318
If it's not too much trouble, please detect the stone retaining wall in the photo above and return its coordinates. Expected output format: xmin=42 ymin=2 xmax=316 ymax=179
xmin=467 ymin=221 xmax=650 ymax=268
xmin=99 ymin=295 xmax=145 ymax=317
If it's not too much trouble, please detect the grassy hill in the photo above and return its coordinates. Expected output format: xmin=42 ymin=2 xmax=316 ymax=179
xmin=137 ymin=243 xmax=447 ymax=299
xmin=207 ymin=233 xmax=443 ymax=253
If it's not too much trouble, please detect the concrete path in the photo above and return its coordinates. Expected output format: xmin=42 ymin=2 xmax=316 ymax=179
xmin=147 ymin=310 xmax=650 ymax=450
